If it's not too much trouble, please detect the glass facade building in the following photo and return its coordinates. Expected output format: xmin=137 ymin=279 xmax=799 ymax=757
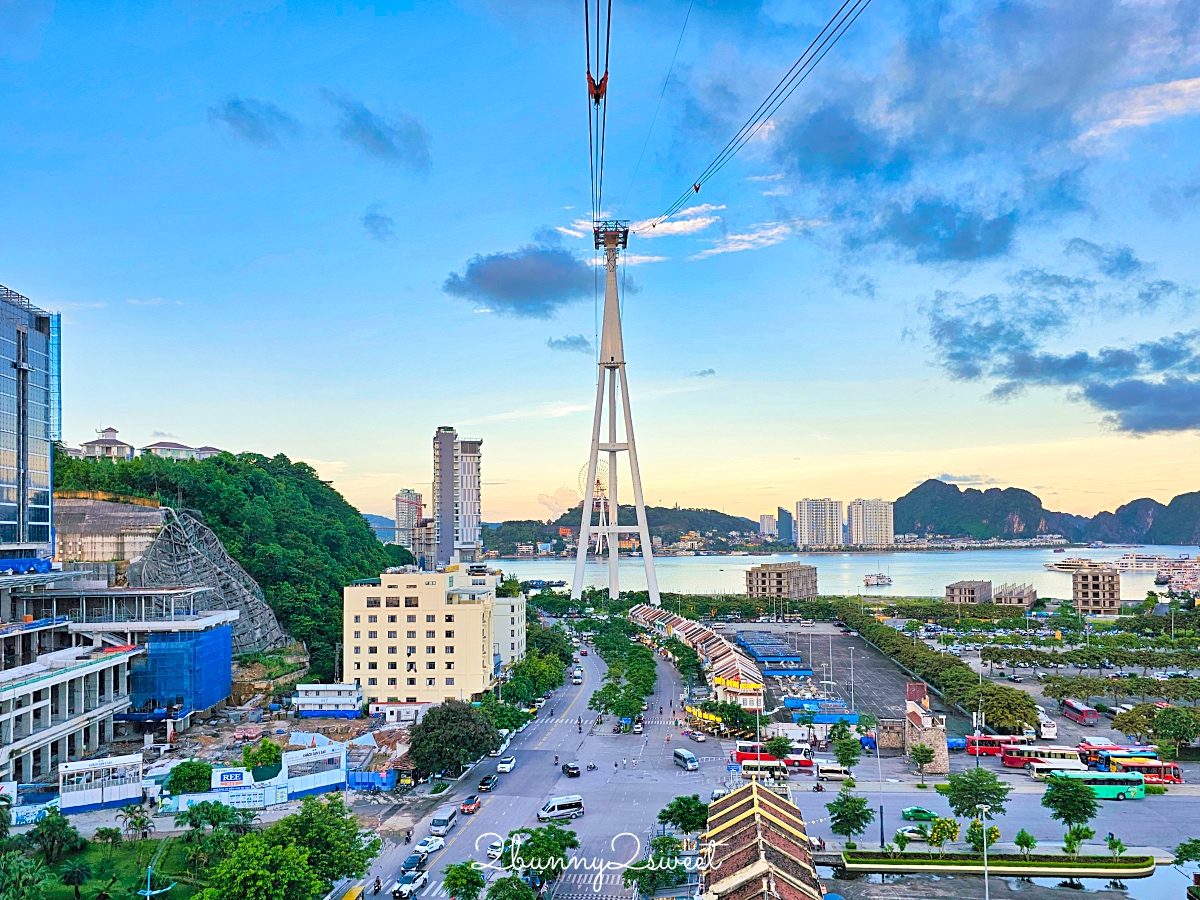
xmin=0 ymin=285 xmax=57 ymax=550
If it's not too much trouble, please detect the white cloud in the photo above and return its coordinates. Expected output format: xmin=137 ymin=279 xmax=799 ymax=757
xmin=473 ymin=401 xmax=593 ymax=423
xmin=746 ymin=173 xmax=784 ymax=182
xmin=296 ymin=457 xmax=347 ymax=478
xmin=556 ymin=225 xmax=586 ymax=239
xmin=631 ymin=215 xmax=720 ymax=238
xmin=127 ymin=297 xmax=166 ymax=306
xmin=692 ymin=223 xmax=793 ymax=258
xmin=537 ymin=486 xmax=581 ymax=517
xmin=1079 ymin=77 xmax=1200 ymax=142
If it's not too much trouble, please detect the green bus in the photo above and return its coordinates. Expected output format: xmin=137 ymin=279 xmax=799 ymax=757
xmin=1046 ymin=771 xmax=1145 ymax=801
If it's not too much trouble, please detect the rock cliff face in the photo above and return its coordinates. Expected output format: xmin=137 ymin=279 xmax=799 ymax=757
xmin=893 ymin=479 xmax=1197 ymax=544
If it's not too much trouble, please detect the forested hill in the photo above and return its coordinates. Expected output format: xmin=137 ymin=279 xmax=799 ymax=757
xmin=54 ymin=448 xmax=411 ymax=680
xmin=551 ymin=504 xmax=754 ymax=537
xmin=895 ymin=478 xmax=1200 ymax=544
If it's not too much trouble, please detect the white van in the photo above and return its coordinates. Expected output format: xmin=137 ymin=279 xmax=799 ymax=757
xmin=429 ymin=806 xmax=458 ymax=836
xmin=673 ymin=748 xmax=699 ymax=771
xmin=816 ymin=764 xmax=851 ymax=782
xmin=537 ymin=795 xmax=585 ymax=821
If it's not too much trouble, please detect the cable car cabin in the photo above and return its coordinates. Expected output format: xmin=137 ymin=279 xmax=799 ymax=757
xmin=1062 ymin=700 xmax=1099 ymax=726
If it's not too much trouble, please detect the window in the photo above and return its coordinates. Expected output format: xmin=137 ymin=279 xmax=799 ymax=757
xmin=407 ymin=615 xmax=417 ymax=623
xmin=387 ymin=678 xmax=397 ymax=686
xmin=407 ymin=631 xmax=416 ymax=638
xmin=368 ymin=631 xmax=378 ymax=639
xmin=427 ymin=646 xmax=436 ymax=654
xmin=354 ymin=631 xmax=361 ymax=639
xmin=407 ymin=678 xmax=416 ymax=686
xmin=426 ymin=662 xmax=436 ymax=670
xmin=446 ymin=677 xmax=455 ymax=686
xmin=407 ymin=662 xmax=416 ymax=672
xmin=426 ymin=615 xmax=436 ymax=623
xmin=388 ymin=647 xmax=397 ymax=655
xmin=446 ymin=630 xmax=455 ymax=638
xmin=511 ymin=630 xmax=515 ymax=637
xmin=511 ymin=643 xmax=515 ymax=650
xmin=368 ymin=677 xmax=377 ymax=685
xmin=427 ymin=678 xmax=436 ymax=687
xmin=445 ymin=646 xmax=455 ymax=654
xmin=386 ymin=597 xmax=400 ymax=607
xmin=366 ymin=597 xmax=381 ymax=608
xmin=406 ymin=697 xmax=417 ymax=703
xmin=368 ymin=646 xmax=377 ymax=654
xmin=353 ymin=662 xmax=361 ymax=671
xmin=445 ymin=661 xmax=455 ymax=670
xmin=426 ymin=630 xmax=436 ymax=639
xmin=445 ymin=614 xmax=455 ymax=623
xmin=353 ymin=615 xmax=360 ymax=623
xmin=388 ymin=662 xmax=396 ymax=670
xmin=388 ymin=615 xmax=397 ymax=623
xmin=407 ymin=646 xmax=416 ymax=655
xmin=353 ymin=646 xmax=361 ymax=655
xmin=388 ymin=631 xmax=397 ymax=639
xmin=368 ymin=662 xmax=377 ymax=670
xmin=368 ymin=615 xmax=378 ymax=623
xmin=405 ymin=597 xmax=419 ymax=607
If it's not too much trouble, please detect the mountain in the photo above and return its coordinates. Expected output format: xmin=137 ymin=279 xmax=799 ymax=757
xmin=893 ymin=478 xmax=1200 ymax=544
xmin=551 ymin=504 xmax=756 ymax=540
xmin=362 ymin=513 xmax=396 ymax=541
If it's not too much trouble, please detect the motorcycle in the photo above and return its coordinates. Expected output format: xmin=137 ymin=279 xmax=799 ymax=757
xmin=812 ymin=783 xmax=825 ymax=793
xmin=405 ymin=831 xmax=412 ymax=844
xmin=554 ymin=755 xmax=559 ymax=765
xmin=586 ymin=762 xmax=597 ymax=771
xmin=374 ymin=877 xmax=382 ymax=895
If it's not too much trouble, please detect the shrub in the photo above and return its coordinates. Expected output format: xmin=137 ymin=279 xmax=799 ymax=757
xmin=1146 ymin=784 xmax=1168 ymax=795
xmin=915 ymin=783 xmax=929 ymax=789
xmin=430 ymin=782 xmax=450 ymax=794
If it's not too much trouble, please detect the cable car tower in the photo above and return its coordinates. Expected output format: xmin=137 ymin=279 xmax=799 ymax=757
xmin=571 ymin=221 xmax=660 ymax=606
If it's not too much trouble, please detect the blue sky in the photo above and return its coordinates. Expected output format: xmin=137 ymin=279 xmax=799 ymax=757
xmin=6 ymin=0 xmax=1200 ymax=521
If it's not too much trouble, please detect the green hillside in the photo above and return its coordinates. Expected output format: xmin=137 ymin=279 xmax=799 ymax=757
xmin=54 ymin=447 xmax=410 ymax=680
xmin=551 ymin=504 xmax=755 ymax=542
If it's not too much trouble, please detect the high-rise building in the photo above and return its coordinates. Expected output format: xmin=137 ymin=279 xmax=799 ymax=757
xmin=758 ymin=514 xmax=777 ymax=538
xmin=775 ymin=507 xmax=795 ymax=546
xmin=494 ymin=590 xmax=527 ymax=674
xmin=432 ymin=427 xmax=482 ymax=566
xmin=0 ymin=285 xmax=57 ymax=553
xmin=847 ymin=498 xmax=894 ymax=546
xmin=795 ymin=498 xmax=843 ymax=547
xmin=394 ymin=489 xmax=423 ymax=549
xmin=342 ymin=565 xmax=500 ymax=705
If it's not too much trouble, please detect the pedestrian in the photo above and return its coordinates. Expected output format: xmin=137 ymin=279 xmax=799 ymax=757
xmin=623 ymin=757 xmax=627 ymax=768
xmin=632 ymin=759 xmax=637 ymax=768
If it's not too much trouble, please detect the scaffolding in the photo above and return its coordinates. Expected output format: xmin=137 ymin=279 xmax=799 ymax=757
xmin=128 ymin=508 xmax=288 ymax=654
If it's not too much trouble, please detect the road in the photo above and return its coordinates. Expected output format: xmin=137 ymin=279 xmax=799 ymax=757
xmin=356 ymin=640 xmax=728 ymax=900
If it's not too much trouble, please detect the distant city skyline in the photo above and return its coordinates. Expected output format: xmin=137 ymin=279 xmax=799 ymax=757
xmin=11 ymin=3 xmax=1198 ymax=522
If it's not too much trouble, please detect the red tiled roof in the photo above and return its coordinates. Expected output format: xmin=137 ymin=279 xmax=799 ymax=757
xmin=906 ymin=682 xmax=927 ymax=702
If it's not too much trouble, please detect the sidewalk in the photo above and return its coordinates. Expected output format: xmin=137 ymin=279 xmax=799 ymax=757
xmin=822 ymin=839 xmax=1174 ymax=864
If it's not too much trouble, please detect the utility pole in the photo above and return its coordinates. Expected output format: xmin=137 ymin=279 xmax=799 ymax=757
xmin=572 ymin=222 xmax=660 ymax=607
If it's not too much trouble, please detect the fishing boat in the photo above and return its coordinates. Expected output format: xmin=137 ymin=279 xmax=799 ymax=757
xmin=864 ymin=573 xmax=892 ymax=586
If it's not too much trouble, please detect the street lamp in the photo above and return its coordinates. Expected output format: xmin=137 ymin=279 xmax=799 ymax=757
xmin=977 ymin=803 xmax=992 ymax=900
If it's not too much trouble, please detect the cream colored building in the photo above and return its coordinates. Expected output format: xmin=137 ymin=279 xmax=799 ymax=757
xmin=745 ymin=561 xmax=818 ymax=601
xmin=494 ymin=592 xmax=527 ymax=674
xmin=1073 ymin=562 xmax=1121 ymax=615
xmin=795 ymin=498 xmax=843 ymax=547
xmin=847 ymin=498 xmax=894 ymax=546
xmin=343 ymin=566 xmax=500 ymax=705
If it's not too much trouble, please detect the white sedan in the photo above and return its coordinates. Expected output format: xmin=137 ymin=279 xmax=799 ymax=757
xmin=497 ymin=756 xmax=517 ymax=773
xmin=414 ymin=836 xmax=444 ymax=855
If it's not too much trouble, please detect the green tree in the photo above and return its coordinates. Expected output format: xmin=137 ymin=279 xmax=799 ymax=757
xmin=942 ymin=767 xmax=1012 ymax=820
xmin=167 ymin=759 xmax=214 ymax=795
xmin=893 ymin=831 xmax=910 ymax=854
xmin=200 ymin=833 xmax=323 ymax=900
xmin=486 ymin=875 xmax=537 ymax=900
xmin=29 ymin=807 xmax=87 ymax=864
xmin=265 ymin=794 xmax=380 ymax=890
xmin=443 ymin=861 xmax=487 ymax=900
xmin=927 ymin=818 xmax=959 ymax=858
xmin=0 ymin=850 xmax=51 ymax=900
xmin=59 ymin=859 xmax=93 ymax=900
xmin=622 ymin=835 xmax=686 ymax=894
xmin=243 ymin=738 xmax=284 ymax=770
xmin=833 ymin=736 xmax=862 ymax=773
xmin=1062 ymin=824 xmax=1095 ymax=861
xmin=1154 ymin=706 xmax=1200 ymax=758
xmin=117 ymin=804 xmax=155 ymax=841
xmin=657 ymin=795 xmax=709 ymax=840
xmin=0 ymin=795 xmax=10 ymax=842
xmin=763 ymin=736 xmax=793 ymax=761
xmin=909 ymin=744 xmax=935 ymax=786
xmin=1014 ymin=828 xmax=1037 ymax=860
xmin=502 ymin=824 xmax=579 ymax=886
xmin=1173 ymin=838 xmax=1200 ymax=864
xmin=1107 ymin=835 xmax=1127 ymax=861
xmin=94 ymin=827 xmax=122 ymax=859
xmin=825 ymin=791 xmax=874 ymax=846
xmin=1042 ymin=775 xmax=1099 ymax=828
xmin=1112 ymin=704 xmax=1157 ymax=742
xmin=409 ymin=700 xmax=501 ymax=778
xmin=965 ymin=819 xmax=1000 ymax=854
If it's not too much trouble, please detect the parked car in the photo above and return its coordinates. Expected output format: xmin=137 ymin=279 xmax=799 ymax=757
xmin=497 ymin=756 xmax=516 ymax=773
xmin=478 ymin=775 xmax=499 ymax=792
xmin=461 ymin=795 xmax=482 ymax=814
xmin=562 ymin=762 xmax=581 ymax=777
xmin=414 ymin=837 xmax=444 ymax=855
xmin=393 ymin=871 xmax=429 ymax=898
xmin=901 ymin=806 xmax=938 ymax=822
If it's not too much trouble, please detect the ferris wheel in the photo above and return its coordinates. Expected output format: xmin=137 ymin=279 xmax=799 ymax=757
xmin=577 ymin=461 xmax=611 ymax=555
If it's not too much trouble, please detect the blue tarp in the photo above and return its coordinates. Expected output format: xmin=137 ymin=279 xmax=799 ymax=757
xmin=348 ymin=769 xmax=396 ymax=791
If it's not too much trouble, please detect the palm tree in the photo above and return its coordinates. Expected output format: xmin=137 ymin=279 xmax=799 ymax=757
xmin=227 ymin=808 xmax=260 ymax=836
xmin=94 ymin=827 xmax=122 ymax=859
xmin=118 ymin=804 xmax=154 ymax=841
xmin=60 ymin=859 xmax=92 ymax=900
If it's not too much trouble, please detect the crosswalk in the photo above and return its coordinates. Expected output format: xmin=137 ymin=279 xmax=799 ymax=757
xmin=531 ymin=716 xmax=682 ymax=727
xmin=413 ymin=874 xmax=632 ymax=899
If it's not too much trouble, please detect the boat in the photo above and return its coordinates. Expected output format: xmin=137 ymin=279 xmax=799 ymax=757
xmin=1053 ymin=548 xmax=1065 ymax=553
xmin=864 ymin=573 xmax=892 ymax=586
xmin=1113 ymin=552 xmax=1191 ymax=572
xmin=1043 ymin=557 xmax=1095 ymax=572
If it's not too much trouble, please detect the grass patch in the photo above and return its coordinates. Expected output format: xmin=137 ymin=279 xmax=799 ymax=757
xmin=39 ymin=839 xmax=201 ymax=899
xmin=914 ymin=783 xmax=928 ymax=789
xmin=430 ymin=781 xmax=450 ymax=794
xmin=1146 ymin=784 xmax=1168 ymax=795
xmin=843 ymin=851 xmax=1154 ymax=870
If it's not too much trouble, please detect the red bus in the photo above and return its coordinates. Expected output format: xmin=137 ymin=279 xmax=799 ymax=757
xmin=1062 ymin=700 xmax=1099 ymax=726
xmin=734 ymin=740 xmax=812 ymax=768
xmin=1114 ymin=759 xmax=1183 ymax=784
xmin=967 ymin=734 xmax=1033 ymax=756
xmin=1001 ymin=744 xmax=1084 ymax=769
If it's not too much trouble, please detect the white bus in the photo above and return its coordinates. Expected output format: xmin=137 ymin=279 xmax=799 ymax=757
xmin=1030 ymin=759 xmax=1088 ymax=779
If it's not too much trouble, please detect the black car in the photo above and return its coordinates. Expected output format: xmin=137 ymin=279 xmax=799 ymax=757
xmin=562 ymin=763 xmax=581 ymax=777
xmin=479 ymin=774 xmax=499 ymax=792
xmin=401 ymin=854 xmax=426 ymax=873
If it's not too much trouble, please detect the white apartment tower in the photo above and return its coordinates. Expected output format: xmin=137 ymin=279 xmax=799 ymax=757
xmin=847 ymin=499 xmax=895 ymax=547
xmin=795 ymin=499 xmax=844 ymax=547
xmin=432 ymin=427 xmax=483 ymax=566
xmin=394 ymin=489 xmax=423 ymax=549
xmin=758 ymin=515 xmax=777 ymax=539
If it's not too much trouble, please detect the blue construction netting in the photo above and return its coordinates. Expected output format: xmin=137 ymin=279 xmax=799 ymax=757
xmin=128 ymin=624 xmax=232 ymax=717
